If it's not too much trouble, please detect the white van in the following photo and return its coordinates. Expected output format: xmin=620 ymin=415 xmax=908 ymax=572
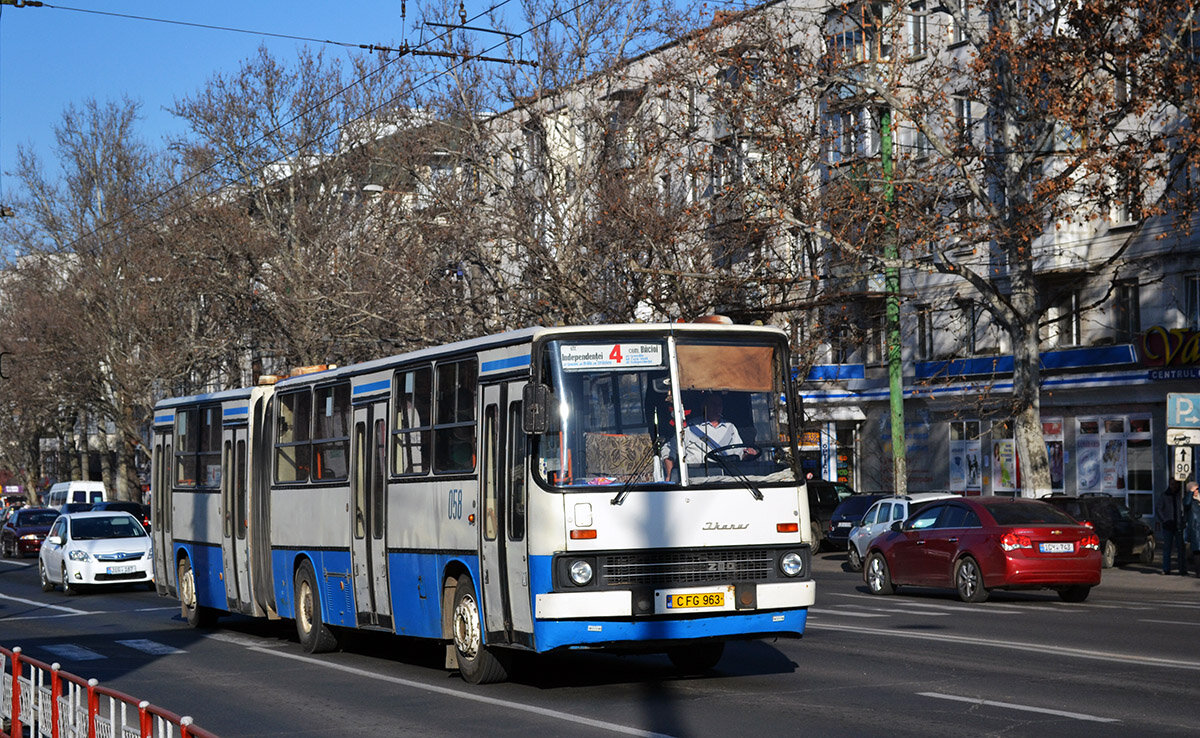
xmin=44 ymin=481 xmax=108 ymax=509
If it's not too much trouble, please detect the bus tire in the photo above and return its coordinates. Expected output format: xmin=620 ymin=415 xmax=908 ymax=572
xmin=668 ymin=641 xmax=725 ymax=674
xmin=179 ymin=557 xmax=216 ymax=628
xmin=295 ymin=560 xmax=338 ymax=653
xmin=452 ymin=576 xmax=508 ymax=684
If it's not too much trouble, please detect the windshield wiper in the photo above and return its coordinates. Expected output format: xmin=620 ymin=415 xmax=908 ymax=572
xmin=611 ymin=436 xmax=669 ymax=506
xmin=703 ymin=446 xmax=764 ymax=501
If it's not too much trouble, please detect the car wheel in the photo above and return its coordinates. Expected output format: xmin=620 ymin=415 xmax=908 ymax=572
xmin=668 ymin=641 xmax=725 ymax=674
xmin=61 ymin=564 xmax=78 ymax=596
xmin=178 ymin=557 xmax=216 ymax=628
xmin=865 ymin=552 xmax=894 ymax=595
xmin=39 ymin=560 xmax=55 ymax=592
xmin=847 ymin=543 xmax=863 ymax=573
xmin=294 ymin=560 xmax=338 ymax=653
xmin=1101 ymin=539 xmax=1116 ymax=569
xmin=810 ymin=523 xmax=824 ymax=553
xmin=452 ymin=576 xmax=509 ymax=684
xmin=954 ymin=556 xmax=988 ymax=603
xmin=1058 ymin=585 xmax=1091 ymax=603
xmin=1 ymin=536 xmax=10 ymax=558
xmin=1139 ymin=536 xmax=1155 ymax=565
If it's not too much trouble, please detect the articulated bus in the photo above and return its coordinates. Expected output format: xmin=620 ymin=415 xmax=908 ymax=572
xmin=150 ymin=322 xmax=816 ymax=683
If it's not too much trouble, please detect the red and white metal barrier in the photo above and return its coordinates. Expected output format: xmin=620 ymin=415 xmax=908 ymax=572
xmin=2 ymin=645 xmax=220 ymax=738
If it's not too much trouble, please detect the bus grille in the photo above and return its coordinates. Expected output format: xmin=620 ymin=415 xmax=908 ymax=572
xmin=601 ymin=549 xmax=776 ymax=587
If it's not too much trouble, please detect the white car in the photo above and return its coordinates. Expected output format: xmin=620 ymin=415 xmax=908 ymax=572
xmin=39 ymin=511 xmax=154 ymax=594
xmin=846 ymin=493 xmax=959 ymax=572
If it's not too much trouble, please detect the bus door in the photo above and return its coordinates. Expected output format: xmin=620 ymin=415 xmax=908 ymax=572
xmin=152 ymin=432 xmax=173 ymax=593
xmin=480 ymin=382 xmax=534 ymax=645
xmin=351 ymin=401 xmax=392 ymax=629
xmin=220 ymin=425 xmax=251 ymax=610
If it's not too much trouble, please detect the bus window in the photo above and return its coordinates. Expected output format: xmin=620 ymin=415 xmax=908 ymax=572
xmin=276 ymin=390 xmax=312 ymax=483
xmin=393 ymin=366 xmax=432 ymax=475
xmin=434 ymin=359 xmax=477 ymax=473
xmin=312 ymin=383 xmax=350 ymax=481
xmin=483 ymin=404 xmax=498 ymax=541
xmin=507 ymin=402 xmax=526 ymax=541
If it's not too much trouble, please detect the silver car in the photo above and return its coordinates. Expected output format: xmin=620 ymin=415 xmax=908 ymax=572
xmin=847 ymin=493 xmax=959 ymax=572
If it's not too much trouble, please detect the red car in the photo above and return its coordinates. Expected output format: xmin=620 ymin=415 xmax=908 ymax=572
xmin=1 ymin=507 xmax=61 ymax=558
xmin=864 ymin=497 xmax=1101 ymax=603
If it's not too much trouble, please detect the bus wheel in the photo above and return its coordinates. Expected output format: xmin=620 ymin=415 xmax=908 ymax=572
xmin=668 ymin=641 xmax=725 ymax=674
xmin=452 ymin=577 xmax=508 ymax=684
xmin=294 ymin=560 xmax=338 ymax=653
xmin=178 ymin=557 xmax=216 ymax=628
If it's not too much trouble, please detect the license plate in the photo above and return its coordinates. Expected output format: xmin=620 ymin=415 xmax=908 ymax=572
xmin=106 ymin=565 xmax=136 ymax=575
xmin=1039 ymin=542 xmax=1074 ymax=553
xmin=836 ymin=522 xmax=852 ymax=528
xmin=667 ymin=592 xmax=725 ymax=609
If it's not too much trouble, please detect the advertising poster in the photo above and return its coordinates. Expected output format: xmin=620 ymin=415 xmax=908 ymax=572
xmin=1076 ymin=435 xmax=1102 ymax=492
xmin=992 ymin=439 xmax=1018 ymax=493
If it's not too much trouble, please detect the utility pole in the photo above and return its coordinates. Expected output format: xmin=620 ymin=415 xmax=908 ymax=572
xmin=881 ymin=108 xmax=906 ymax=495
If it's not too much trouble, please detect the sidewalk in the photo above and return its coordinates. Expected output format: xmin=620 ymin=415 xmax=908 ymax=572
xmin=1100 ymin=561 xmax=1200 ymax=595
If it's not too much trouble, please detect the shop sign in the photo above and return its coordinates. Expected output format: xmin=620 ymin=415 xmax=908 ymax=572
xmin=1140 ymin=326 xmax=1200 ymax=367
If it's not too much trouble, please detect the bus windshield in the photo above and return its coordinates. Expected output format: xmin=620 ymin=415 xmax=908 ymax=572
xmin=535 ymin=337 xmax=797 ymax=489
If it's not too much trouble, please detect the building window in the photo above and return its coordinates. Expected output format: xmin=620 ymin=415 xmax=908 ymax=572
xmin=1114 ymin=280 xmax=1140 ymax=344
xmin=865 ymin=311 xmax=887 ymax=365
xmin=916 ymin=303 xmax=934 ymax=360
xmin=957 ymin=298 xmax=982 ymax=354
xmin=948 ymin=420 xmax=982 ymax=494
xmin=947 ymin=0 xmax=968 ymax=45
xmin=1076 ymin=415 xmax=1153 ymax=516
xmin=831 ymin=324 xmax=853 ymax=364
xmin=1048 ymin=289 xmax=1081 ymax=348
xmin=953 ymin=96 xmax=975 ymax=143
xmin=1185 ymin=274 xmax=1200 ymax=330
xmin=907 ymin=1 xmax=927 ymax=57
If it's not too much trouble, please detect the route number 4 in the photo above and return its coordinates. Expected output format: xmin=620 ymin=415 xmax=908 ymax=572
xmin=1174 ymin=446 xmax=1192 ymax=482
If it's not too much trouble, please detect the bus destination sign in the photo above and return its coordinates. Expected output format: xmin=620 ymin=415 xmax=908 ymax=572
xmin=561 ymin=343 xmax=663 ymax=370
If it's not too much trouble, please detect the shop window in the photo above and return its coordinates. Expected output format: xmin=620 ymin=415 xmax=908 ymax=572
xmin=1043 ymin=418 xmax=1064 ymax=492
xmin=1076 ymin=414 xmax=1152 ymax=500
xmin=990 ymin=421 xmax=1019 ymax=497
xmin=948 ymin=420 xmax=981 ymax=494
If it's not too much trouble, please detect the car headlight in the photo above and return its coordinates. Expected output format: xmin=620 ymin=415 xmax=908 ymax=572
xmin=780 ymin=551 xmax=805 ymax=578
xmin=21 ymin=534 xmax=39 ymax=540
xmin=68 ymin=550 xmax=90 ymax=562
xmin=568 ymin=559 xmax=594 ymax=586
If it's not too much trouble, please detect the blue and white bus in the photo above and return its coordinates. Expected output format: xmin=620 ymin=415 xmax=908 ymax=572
xmin=150 ymin=322 xmax=816 ymax=682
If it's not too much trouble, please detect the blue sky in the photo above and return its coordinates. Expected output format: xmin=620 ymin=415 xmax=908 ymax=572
xmin=0 ymin=1 xmax=513 ymax=196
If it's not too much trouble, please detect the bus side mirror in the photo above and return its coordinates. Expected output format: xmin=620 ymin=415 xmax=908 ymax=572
xmin=523 ymin=383 xmax=553 ymax=434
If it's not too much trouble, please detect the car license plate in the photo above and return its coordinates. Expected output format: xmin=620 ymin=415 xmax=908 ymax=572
xmin=1039 ymin=542 xmax=1074 ymax=553
xmin=106 ymin=565 xmax=136 ymax=575
xmin=655 ymin=586 xmax=734 ymax=614
xmin=836 ymin=522 xmax=852 ymax=528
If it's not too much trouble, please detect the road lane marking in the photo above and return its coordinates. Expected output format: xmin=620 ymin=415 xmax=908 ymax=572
xmin=117 ymin=639 xmax=186 ymax=655
xmin=247 ymin=646 xmax=676 ymax=737
xmin=828 ymin=593 xmax=1025 ymax=615
xmin=808 ymin=621 xmax=1200 ymax=672
xmin=919 ymin=692 xmax=1120 ymax=723
xmin=1139 ymin=618 xmax=1200 ymax=627
xmin=43 ymin=644 xmax=106 ymax=661
xmin=808 ymin=608 xmax=889 ymax=618
xmin=0 ymin=592 xmax=95 ymax=616
xmin=203 ymin=632 xmax=287 ymax=649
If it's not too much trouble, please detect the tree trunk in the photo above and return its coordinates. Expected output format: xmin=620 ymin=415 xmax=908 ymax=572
xmin=1010 ymin=314 xmax=1051 ymax=497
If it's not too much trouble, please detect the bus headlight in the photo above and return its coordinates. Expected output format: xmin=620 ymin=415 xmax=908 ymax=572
xmin=780 ymin=551 xmax=804 ymax=578
xmin=569 ymin=559 xmax=594 ymax=586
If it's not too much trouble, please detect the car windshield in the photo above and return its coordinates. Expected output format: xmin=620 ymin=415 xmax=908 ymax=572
xmin=535 ymin=337 xmax=797 ymax=489
xmin=17 ymin=511 xmax=59 ymax=526
xmin=987 ymin=501 xmax=1079 ymax=526
xmin=69 ymin=516 xmax=147 ymax=540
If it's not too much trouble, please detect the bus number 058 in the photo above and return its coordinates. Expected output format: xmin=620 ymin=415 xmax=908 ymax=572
xmin=448 ymin=488 xmax=463 ymax=520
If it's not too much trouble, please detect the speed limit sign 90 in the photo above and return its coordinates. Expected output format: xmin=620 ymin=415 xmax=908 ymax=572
xmin=1174 ymin=446 xmax=1193 ymax=482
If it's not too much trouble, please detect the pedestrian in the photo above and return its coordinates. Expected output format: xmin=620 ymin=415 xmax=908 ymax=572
xmin=1155 ymin=479 xmax=1188 ymax=575
xmin=1186 ymin=480 xmax=1200 ymax=578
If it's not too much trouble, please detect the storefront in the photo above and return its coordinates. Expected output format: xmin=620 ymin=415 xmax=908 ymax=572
xmin=801 ymin=335 xmax=1190 ymax=520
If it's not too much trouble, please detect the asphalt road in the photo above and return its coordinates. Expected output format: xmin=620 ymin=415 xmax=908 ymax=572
xmin=3 ymin=550 xmax=1198 ymax=737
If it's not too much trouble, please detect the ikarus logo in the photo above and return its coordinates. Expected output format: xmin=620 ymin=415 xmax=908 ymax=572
xmin=702 ymin=521 xmax=749 ymax=531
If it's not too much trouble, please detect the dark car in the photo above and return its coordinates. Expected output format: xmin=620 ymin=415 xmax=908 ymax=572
xmin=1041 ymin=493 xmax=1154 ymax=568
xmin=90 ymin=501 xmax=152 ymax=531
xmin=807 ymin=480 xmax=858 ymax=551
xmin=56 ymin=503 xmax=94 ymax=515
xmin=1 ymin=507 xmax=60 ymax=558
xmin=864 ymin=497 xmax=1102 ymax=603
xmin=825 ymin=493 xmax=888 ymax=551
